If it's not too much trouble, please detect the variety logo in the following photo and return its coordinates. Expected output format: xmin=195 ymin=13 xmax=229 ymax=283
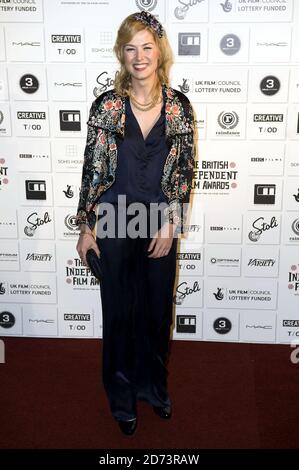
xmin=248 ymin=258 xmax=275 ymax=267
xmin=25 ymin=253 xmax=52 ymax=262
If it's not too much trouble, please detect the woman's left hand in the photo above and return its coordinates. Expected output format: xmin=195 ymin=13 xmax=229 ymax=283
xmin=147 ymin=222 xmax=177 ymax=258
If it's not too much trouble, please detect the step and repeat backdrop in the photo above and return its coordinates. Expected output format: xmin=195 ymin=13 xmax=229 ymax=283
xmin=0 ymin=0 xmax=298 ymax=343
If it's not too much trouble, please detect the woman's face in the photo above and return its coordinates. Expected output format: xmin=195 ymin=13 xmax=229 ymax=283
xmin=123 ymin=29 xmax=160 ymax=83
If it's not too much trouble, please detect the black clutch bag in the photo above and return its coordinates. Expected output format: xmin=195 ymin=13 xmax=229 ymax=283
xmin=86 ymin=248 xmax=103 ymax=280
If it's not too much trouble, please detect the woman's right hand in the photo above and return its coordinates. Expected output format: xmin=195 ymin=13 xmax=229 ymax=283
xmin=76 ymin=232 xmax=100 ymax=267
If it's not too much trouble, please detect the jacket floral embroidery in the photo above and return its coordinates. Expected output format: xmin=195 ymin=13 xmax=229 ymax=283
xmin=75 ymin=82 xmax=196 ymax=233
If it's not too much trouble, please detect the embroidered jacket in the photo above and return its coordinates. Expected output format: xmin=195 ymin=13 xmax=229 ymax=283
xmin=75 ymin=82 xmax=196 ymax=233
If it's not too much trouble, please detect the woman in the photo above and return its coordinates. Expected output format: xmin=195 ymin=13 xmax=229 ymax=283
xmin=75 ymin=11 xmax=195 ymax=436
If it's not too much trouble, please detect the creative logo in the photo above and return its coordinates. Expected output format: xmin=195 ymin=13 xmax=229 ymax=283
xmin=288 ymin=265 xmax=299 ymax=293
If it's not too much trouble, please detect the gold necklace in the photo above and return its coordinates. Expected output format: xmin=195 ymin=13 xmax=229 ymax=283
xmin=129 ymin=91 xmax=162 ymax=112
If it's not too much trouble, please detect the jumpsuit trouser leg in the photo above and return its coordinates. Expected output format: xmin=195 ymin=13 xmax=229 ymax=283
xmin=96 ymin=205 xmax=178 ymax=421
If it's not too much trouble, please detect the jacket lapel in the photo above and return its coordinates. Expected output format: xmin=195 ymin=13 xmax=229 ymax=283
xmin=94 ymin=83 xmax=192 ymax=138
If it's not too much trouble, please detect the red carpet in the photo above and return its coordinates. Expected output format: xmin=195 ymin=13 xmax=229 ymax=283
xmin=0 ymin=337 xmax=298 ymax=449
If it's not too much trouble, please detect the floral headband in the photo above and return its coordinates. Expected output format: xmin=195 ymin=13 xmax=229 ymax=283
xmin=132 ymin=11 xmax=165 ymax=38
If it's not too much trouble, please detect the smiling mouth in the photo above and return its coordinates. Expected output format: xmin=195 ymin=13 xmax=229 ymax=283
xmin=133 ymin=64 xmax=148 ymax=70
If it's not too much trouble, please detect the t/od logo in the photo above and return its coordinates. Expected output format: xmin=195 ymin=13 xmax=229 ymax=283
xmin=0 ymin=311 xmax=15 ymax=329
xmin=213 ymin=317 xmax=232 ymax=334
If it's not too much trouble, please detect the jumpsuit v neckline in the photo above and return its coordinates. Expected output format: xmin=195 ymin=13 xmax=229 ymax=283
xmin=127 ymin=97 xmax=163 ymax=144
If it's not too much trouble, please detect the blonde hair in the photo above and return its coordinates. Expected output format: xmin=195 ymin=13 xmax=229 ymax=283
xmin=113 ymin=13 xmax=173 ymax=102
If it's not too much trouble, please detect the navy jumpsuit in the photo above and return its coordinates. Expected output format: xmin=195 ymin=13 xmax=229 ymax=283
xmin=96 ymin=96 xmax=178 ymax=420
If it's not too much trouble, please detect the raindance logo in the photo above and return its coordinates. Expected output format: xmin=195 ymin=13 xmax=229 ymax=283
xmin=291 ymin=219 xmax=299 ymax=236
xmin=218 ymin=111 xmax=239 ymax=130
xmin=136 ymin=0 xmax=157 ymax=12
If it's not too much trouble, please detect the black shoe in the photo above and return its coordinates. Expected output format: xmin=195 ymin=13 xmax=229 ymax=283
xmin=116 ymin=417 xmax=137 ymax=435
xmin=152 ymin=405 xmax=172 ymax=419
